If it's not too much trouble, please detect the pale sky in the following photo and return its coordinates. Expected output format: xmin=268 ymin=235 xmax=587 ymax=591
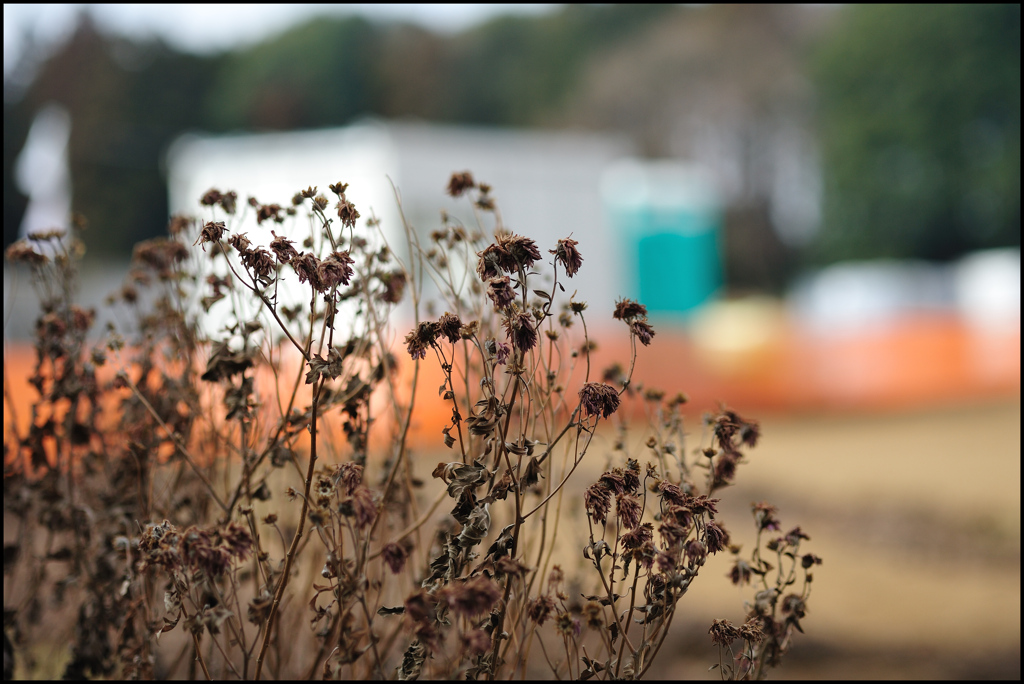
xmin=3 ymin=4 xmax=559 ymax=82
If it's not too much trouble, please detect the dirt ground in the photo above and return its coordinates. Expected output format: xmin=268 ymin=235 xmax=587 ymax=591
xmin=638 ymin=398 xmax=1021 ymax=680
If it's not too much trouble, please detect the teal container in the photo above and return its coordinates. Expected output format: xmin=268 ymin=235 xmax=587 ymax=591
xmin=602 ymin=161 xmax=722 ymax=318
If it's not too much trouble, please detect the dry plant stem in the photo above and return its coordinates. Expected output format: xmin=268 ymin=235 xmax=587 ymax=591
xmin=254 ymin=375 xmax=325 ymax=680
xmin=123 ymin=373 xmax=228 ymax=512
xmin=487 ymin=372 xmax=523 ymax=680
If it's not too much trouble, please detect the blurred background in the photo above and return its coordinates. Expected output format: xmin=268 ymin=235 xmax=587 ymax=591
xmin=4 ymin=4 xmax=1020 ymax=678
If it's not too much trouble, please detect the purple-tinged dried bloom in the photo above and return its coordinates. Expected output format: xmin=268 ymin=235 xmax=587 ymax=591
xmin=704 ymin=520 xmax=730 ymax=554
xmin=241 ymin=246 xmax=275 ymax=280
xmin=494 ymin=341 xmax=510 ymax=365
xmin=584 ymin=483 xmax=612 ymax=526
xmin=712 ymin=452 xmax=739 ymax=489
xmin=550 ymin=237 xmax=583 ymax=277
xmin=447 ymin=171 xmax=476 ymax=197
xmin=335 ymin=462 xmax=363 ymax=495
xmin=630 ymin=319 xmax=656 ymax=346
xmin=381 ymin=542 xmax=408 ymax=574
xmin=658 ymin=481 xmax=687 ymax=507
xmin=616 ymin=494 xmax=643 ymax=529
xmin=504 ymin=309 xmax=538 ymax=353
xmin=220 ymin=522 xmax=253 ymax=560
xmin=785 ymin=526 xmax=811 ymax=544
xmin=620 ymin=522 xmax=653 ymax=551
xmin=290 ymin=251 xmax=320 ymax=288
xmin=461 ymin=629 xmax=491 ymax=655
xmin=658 ymin=518 xmax=689 ymax=547
xmin=685 ymin=539 xmax=707 ymax=566
xmin=555 ymin=612 xmax=582 ymax=638
xmin=579 ymin=382 xmax=620 ymax=419
xmin=180 ymin=526 xmax=232 ymax=577
xmin=200 ymin=188 xmax=222 ymax=206
xmin=269 ymin=231 xmax=298 ymax=263
xmin=689 ymin=495 xmax=720 ymax=518
xmin=437 ymin=312 xmax=462 ymax=344
xmin=496 ymin=233 xmax=542 ymax=271
xmin=623 ymin=459 xmax=641 ymax=494
xmin=316 ymin=250 xmax=354 ymax=291
xmin=613 ymin=298 xmax=648 ymax=322
xmin=336 ymin=197 xmax=360 ymax=228
xmin=801 ymin=553 xmax=823 ymax=569
xmin=405 ymin=321 xmax=438 ymax=360
xmin=526 ymin=595 xmax=557 ymax=626
xmin=709 ymin=618 xmax=739 ymax=646
xmin=728 ymin=559 xmax=754 ymax=586
xmin=377 ymin=269 xmax=407 ymax=304
xmin=348 ymin=486 xmax=377 ymax=529
xmin=476 ymin=243 xmax=504 ymax=281
xmin=753 ymin=501 xmax=781 ymax=531
xmin=656 ymin=550 xmax=676 ymax=574
xmin=600 ymin=470 xmax=627 ymax=495
xmin=442 ymin=575 xmax=501 ymax=617
xmin=486 ymin=275 xmax=516 ymax=310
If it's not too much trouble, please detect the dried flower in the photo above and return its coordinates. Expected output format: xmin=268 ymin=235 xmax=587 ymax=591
xmin=437 ymin=312 xmax=462 ymax=344
xmin=526 ymin=595 xmax=556 ymax=626
xmin=405 ymin=321 xmax=438 ymax=360
xmin=336 ymin=197 xmax=360 ymax=229
xmin=496 ymin=233 xmax=542 ymax=271
xmin=441 ymin=575 xmax=501 ymax=617
xmin=630 ymin=319 xmax=656 ymax=346
xmin=578 ymin=382 xmax=620 ymax=419
xmin=381 ymin=542 xmax=408 ymax=574
xmin=447 ymin=171 xmax=476 ymax=197
xmin=269 ymin=231 xmax=298 ymax=263
xmin=486 ymin=275 xmax=516 ymax=310
xmin=503 ymin=309 xmax=538 ymax=353
xmin=709 ymin=618 xmax=739 ymax=646
xmin=704 ymin=521 xmax=730 ymax=554
xmin=613 ymin=298 xmax=648 ymax=321
xmin=291 ymin=252 xmax=320 ymax=289
xmin=317 ymin=250 xmax=354 ymax=291
xmin=195 ymin=220 xmax=225 ymax=250
xmin=584 ymin=483 xmax=613 ymax=526
xmin=616 ymin=494 xmax=643 ymax=529
xmin=550 ymin=237 xmax=583 ymax=277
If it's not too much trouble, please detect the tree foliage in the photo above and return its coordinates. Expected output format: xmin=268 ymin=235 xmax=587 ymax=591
xmin=811 ymin=4 xmax=1020 ymax=263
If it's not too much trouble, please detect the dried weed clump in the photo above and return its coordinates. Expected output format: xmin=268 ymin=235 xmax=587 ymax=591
xmin=3 ymin=173 xmax=819 ymax=680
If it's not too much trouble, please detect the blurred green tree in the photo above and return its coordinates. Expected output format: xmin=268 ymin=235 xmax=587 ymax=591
xmin=811 ymin=4 xmax=1020 ymax=263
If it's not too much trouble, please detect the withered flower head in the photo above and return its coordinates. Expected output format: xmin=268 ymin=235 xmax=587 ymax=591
xmin=317 ymin=250 xmax=354 ymax=291
xmin=486 ymin=275 xmax=516 ymax=310
xmin=704 ymin=520 xmax=730 ymax=554
xmin=550 ymin=237 xmax=583 ymax=277
xmin=460 ymin=629 xmax=491 ymax=655
xmin=329 ymin=182 xmax=349 ymax=196
xmin=476 ymin=243 xmax=504 ymax=281
xmin=335 ymin=461 xmax=363 ymax=494
xmin=630 ymin=319 xmax=656 ymax=346
xmin=739 ymin=617 xmax=766 ymax=644
xmin=801 ymin=553 xmax=823 ymax=569
xmin=269 ymin=231 xmax=298 ymax=263
xmin=441 ymin=575 xmax=501 ymax=617
xmin=620 ymin=521 xmax=653 ymax=551
xmin=728 ymin=559 xmax=754 ymax=586
xmin=437 ymin=312 xmax=462 ymax=344
xmin=219 ymin=191 xmax=237 ymax=214
xmin=578 ymin=382 xmax=620 ymax=419
xmin=241 ymin=246 xmax=275 ymax=280
xmin=377 ymin=269 xmax=407 ymax=304
xmin=336 ymin=197 xmax=360 ymax=229
xmin=685 ymin=539 xmax=707 ymax=566
xmin=613 ymin=298 xmax=648 ymax=321
xmin=347 ymin=486 xmax=376 ymax=529
xmin=555 ymin=613 xmax=582 ymax=638
xmin=405 ymin=321 xmax=439 ymax=360
xmin=503 ymin=309 xmax=538 ymax=353
xmin=752 ymin=501 xmax=781 ymax=531
xmin=526 ymin=595 xmax=557 ymax=626
xmin=381 ymin=542 xmax=408 ymax=574
xmin=617 ymin=495 xmax=644 ymax=530
xmin=584 ymin=483 xmax=612 ymax=526
xmin=496 ymin=233 xmax=542 ymax=271
xmin=6 ymin=240 xmax=48 ymax=265
xmin=200 ymin=188 xmax=222 ymax=206
xmin=256 ymin=203 xmax=284 ymax=225
xmin=228 ymin=233 xmax=251 ymax=253
xmin=291 ymin=252 xmax=320 ymax=288
xmin=447 ymin=171 xmax=476 ymax=197
xmin=709 ymin=618 xmax=739 ymax=646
